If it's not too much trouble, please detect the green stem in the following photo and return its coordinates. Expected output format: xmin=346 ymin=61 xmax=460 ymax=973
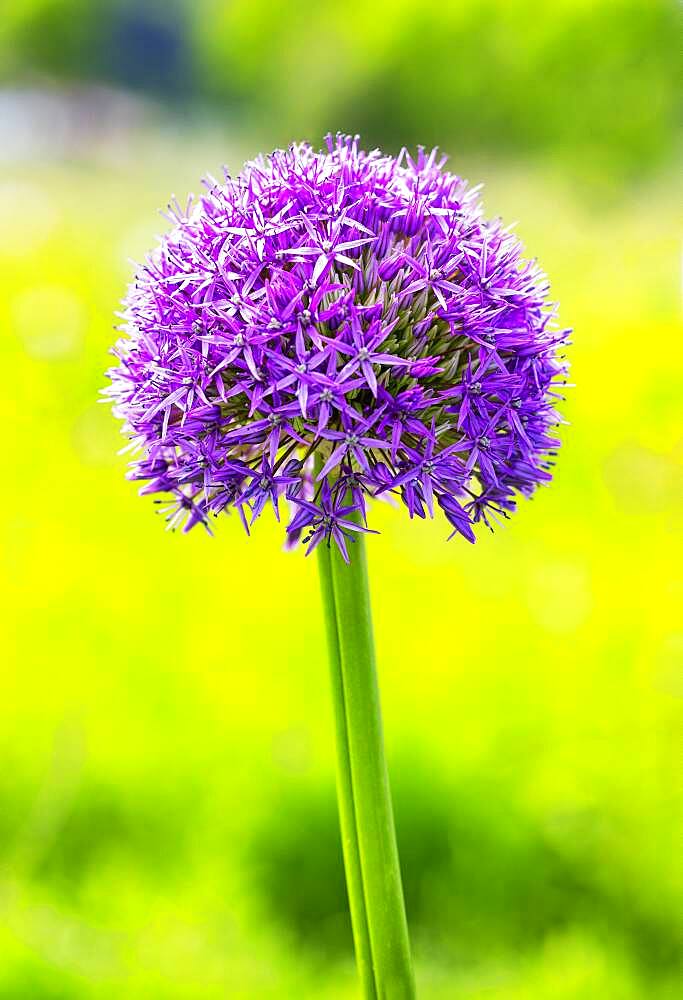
xmin=317 ymin=532 xmax=416 ymax=999
xmin=318 ymin=543 xmax=377 ymax=997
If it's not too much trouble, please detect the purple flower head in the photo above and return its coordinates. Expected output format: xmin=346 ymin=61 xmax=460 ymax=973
xmin=106 ymin=135 xmax=569 ymax=560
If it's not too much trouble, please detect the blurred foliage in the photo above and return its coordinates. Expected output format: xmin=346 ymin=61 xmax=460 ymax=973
xmin=1 ymin=0 xmax=682 ymax=995
xmin=251 ymin=760 xmax=682 ymax=972
xmin=2 ymin=0 xmax=193 ymax=95
xmin=1 ymin=0 xmax=680 ymax=183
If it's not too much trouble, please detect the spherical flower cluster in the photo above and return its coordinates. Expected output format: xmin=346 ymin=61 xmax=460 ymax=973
xmin=107 ymin=135 xmax=569 ymax=560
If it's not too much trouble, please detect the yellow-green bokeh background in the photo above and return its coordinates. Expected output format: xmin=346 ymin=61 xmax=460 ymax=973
xmin=1 ymin=2 xmax=681 ymax=997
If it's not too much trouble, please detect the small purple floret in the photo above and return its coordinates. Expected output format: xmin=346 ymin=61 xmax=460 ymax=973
xmin=106 ymin=135 xmax=569 ymax=559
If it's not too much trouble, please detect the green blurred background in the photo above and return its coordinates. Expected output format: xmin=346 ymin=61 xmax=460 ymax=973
xmin=1 ymin=1 xmax=681 ymax=996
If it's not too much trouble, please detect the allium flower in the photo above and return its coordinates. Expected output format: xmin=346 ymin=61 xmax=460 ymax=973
xmin=107 ymin=135 xmax=569 ymax=559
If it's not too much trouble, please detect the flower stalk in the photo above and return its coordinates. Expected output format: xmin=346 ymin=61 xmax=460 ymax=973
xmin=318 ymin=530 xmax=415 ymax=998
